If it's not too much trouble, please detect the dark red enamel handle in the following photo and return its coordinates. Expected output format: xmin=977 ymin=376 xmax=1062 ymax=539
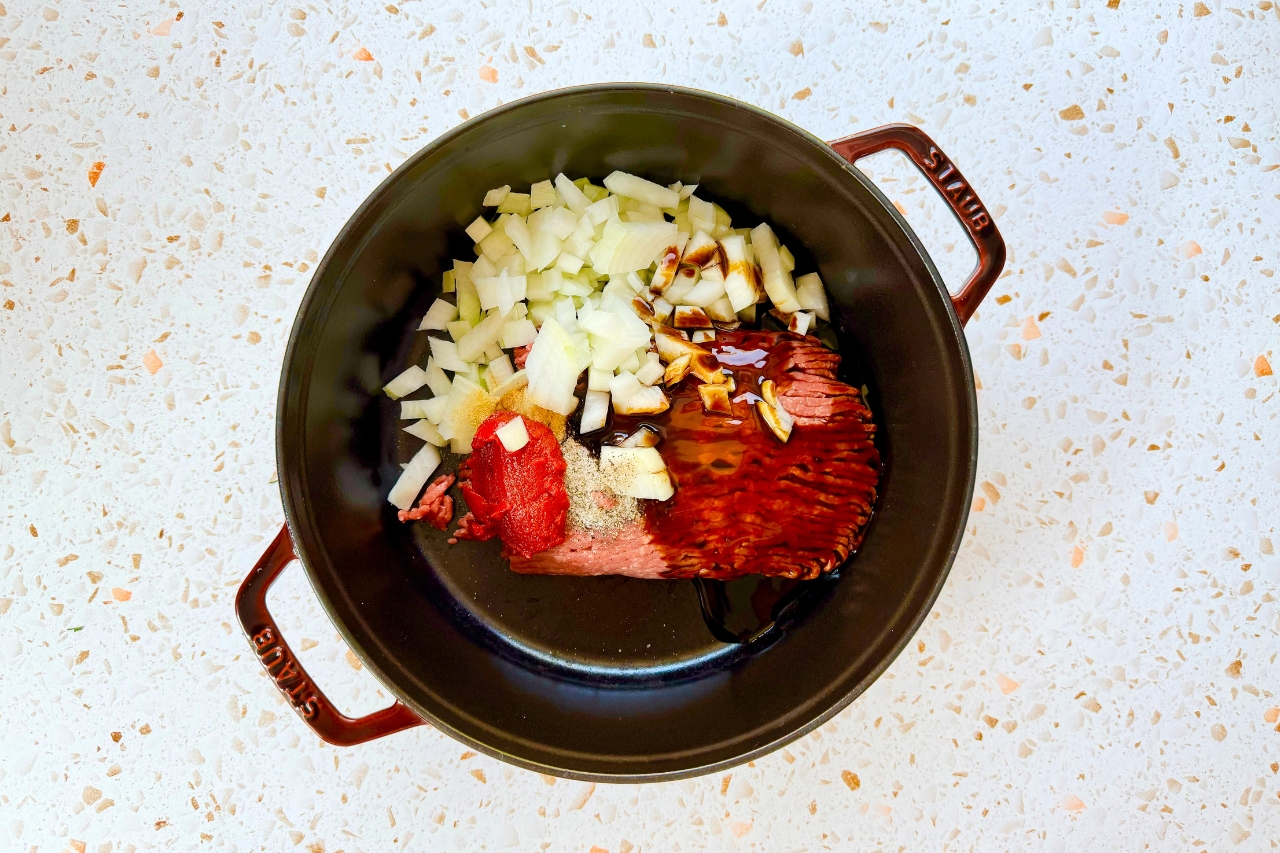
xmin=235 ymin=525 xmax=426 ymax=746
xmin=828 ymin=123 xmax=1007 ymax=326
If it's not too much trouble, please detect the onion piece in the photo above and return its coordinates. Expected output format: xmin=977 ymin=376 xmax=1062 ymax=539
xmin=554 ymin=173 xmax=591 ymax=215
xmin=524 ymin=317 xmax=583 ymax=416
xmin=750 ymin=222 xmax=802 ymax=313
xmin=529 ymin=179 xmax=557 ymax=209
xmin=495 ymin=415 xmax=530 ymax=452
xmin=587 ymin=366 xmax=613 ymax=392
xmin=383 ymin=365 xmax=428 ymax=400
xmin=464 ymin=217 xmax=492 ymax=242
xmin=456 ymin=308 xmax=508 ymax=363
xmin=619 ymin=425 xmax=661 ymax=448
xmin=635 ymin=360 xmax=664 ymax=386
xmin=482 ymin=185 xmax=511 ymax=206
xmin=590 ymin=216 xmax=678 ymax=275
xmin=504 ymin=214 xmax=534 ymax=261
xmin=387 ymin=443 xmax=442 ymax=510
xmin=579 ymin=390 xmax=610 ymax=434
xmin=603 ymin=171 xmax=681 ymax=209
xmin=487 ymin=354 xmax=515 ymax=387
xmin=681 ymin=230 xmax=720 ymax=268
xmin=488 ymin=369 xmax=529 ymax=400
xmin=719 ymin=235 xmax=760 ymax=311
xmin=418 ymin=298 xmax=459 ymax=331
xmin=788 ymin=310 xmax=814 ymax=336
xmin=404 ymin=418 xmax=446 ymax=447
xmin=400 ymin=400 xmax=432 ymax=419
xmin=679 ymin=276 xmax=727 ymax=308
xmin=687 ymin=196 xmax=717 ymax=234
xmin=422 ymin=396 xmax=449 ymax=424
xmin=424 ymin=358 xmax=452 ymax=397
xmin=501 ymin=317 xmax=537 ymax=349
xmin=674 ymin=305 xmax=712 ymax=329
xmin=794 ymin=272 xmax=830 ymax=320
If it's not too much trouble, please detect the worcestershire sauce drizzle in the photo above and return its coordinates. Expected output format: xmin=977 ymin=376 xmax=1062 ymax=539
xmin=588 ymin=326 xmax=877 ymax=645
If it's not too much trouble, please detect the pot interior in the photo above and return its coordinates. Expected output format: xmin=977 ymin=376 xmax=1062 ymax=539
xmin=278 ymin=86 xmax=976 ymax=779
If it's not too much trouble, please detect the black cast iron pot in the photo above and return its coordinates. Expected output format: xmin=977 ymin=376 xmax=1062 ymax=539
xmin=236 ymin=84 xmax=1005 ymax=781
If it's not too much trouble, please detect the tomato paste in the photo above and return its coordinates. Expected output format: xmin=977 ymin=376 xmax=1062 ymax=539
xmin=452 ymin=411 xmax=569 ymax=557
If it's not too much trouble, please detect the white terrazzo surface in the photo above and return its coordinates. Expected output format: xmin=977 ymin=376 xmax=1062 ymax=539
xmin=2 ymin=1 xmax=1280 ymax=850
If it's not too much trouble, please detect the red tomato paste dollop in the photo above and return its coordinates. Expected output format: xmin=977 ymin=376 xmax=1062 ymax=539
xmin=451 ymin=411 xmax=569 ymax=558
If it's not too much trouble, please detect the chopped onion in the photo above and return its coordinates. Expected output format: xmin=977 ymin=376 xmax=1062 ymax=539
xmin=487 ymin=353 xmax=515 ymax=387
xmin=497 ymin=192 xmax=531 ymax=216
xmin=794 ymin=272 xmax=830 ymax=320
xmin=705 ymin=295 xmax=737 ymax=323
xmin=422 ymin=396 xmax=449 ymax=424
xmin=603 ymin=171 xmax=681 ymax=209
xmin=587 ymin=366 xmax=613 ymax=392
xmin=387 ymin=443 xmax=442 ymax=510
xmin=488 ymin=368 xmax=529 ymax=400
xmin=446 ymin=319 xmax=472 ymax=342
xmin=457 ymin=308 xmax=508 ymax=363
xmin=719 ymin=235 xmax=759 ymax=312
xmin=429 ymin=337 xmax=469 ymax=373
xmin=529 ymin=179 xmax=557 ymax=209
xmin=778 ymin=244 xmax=796 ymax=272
xmin=383 ymin=365 xmax=428 ymax=399
xmin=788 ymin=310 xmax=814 ymax=336
xmin=554 ymin=173 xmax=591 ymax=215
xmin=400 ymin=400 xmax=432 ymax=419
xmin=679 ymin=275 xmax=727 ymax=308
xmin=465 ymin=216 xmax=492 ymax=242
xmin=482 ymin=185 xmax=511 ymax=206
xmin=524 ymin=317 xmax=583 ymax=416
xmin=619 ymin=426 xmax=661 ymax=448
xmin=536 ymin=206 xmax=579 ymax=239
xmin=579 ymin=389 xmax=610 ymax=434
xmin=750 ymin=223 xmax=802 ymax=313
xmin=444 ymin=375 xmax=495 ymax=453
xmin=528 ymin=230 xmax=562 ymax=270
xmin=635 ymin=359 xmax=664 ymax=386
xmin=423 ymin=358 xmax=452 ymax=397
xmin=418 ymin=298 xmax=459 ymax=331
xmin=609 ymin=371 xmax=669 ymax=415
xmin=590 ymin=216 xmax=678 ymax=275
xmin=555 ymin=252 xmax=585 ymax=275
xmin=404 ymin=418 xmax=446 ymax=446
xmin=504 ymin=214 xmax=534 ymax=260
xmin=501 ymin=317 xmax=537 ymax=348
xmin=495 ymin=415 xmax=530 ymax=451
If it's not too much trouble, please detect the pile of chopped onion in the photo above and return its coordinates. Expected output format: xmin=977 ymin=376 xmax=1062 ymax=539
xmin=385 ymin=171 xmax=831 ymax=509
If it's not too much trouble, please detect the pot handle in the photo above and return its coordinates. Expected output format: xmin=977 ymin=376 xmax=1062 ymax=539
xmin=235 ymin=525 xmax=427 ymax=746
xmin=828 ymin=123 xmax=1006 ymax=326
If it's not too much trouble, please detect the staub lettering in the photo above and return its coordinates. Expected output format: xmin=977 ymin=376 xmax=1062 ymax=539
xmin=922 ymin=146 xmax=992 ymax=232
xmin=253 ymin=627 xmax=323 ymax=719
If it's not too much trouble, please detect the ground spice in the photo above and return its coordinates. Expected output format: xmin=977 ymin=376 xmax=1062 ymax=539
xmin=560 ymin=438 xmax=638 ymax=532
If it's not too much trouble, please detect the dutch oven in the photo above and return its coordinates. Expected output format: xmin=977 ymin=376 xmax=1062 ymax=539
xmin=236 ymin=84 xmax=1005 ymax=780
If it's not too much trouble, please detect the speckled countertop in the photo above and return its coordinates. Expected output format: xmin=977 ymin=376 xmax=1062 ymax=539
xmin=2 ymin=1 xmax=1279 ymax=850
